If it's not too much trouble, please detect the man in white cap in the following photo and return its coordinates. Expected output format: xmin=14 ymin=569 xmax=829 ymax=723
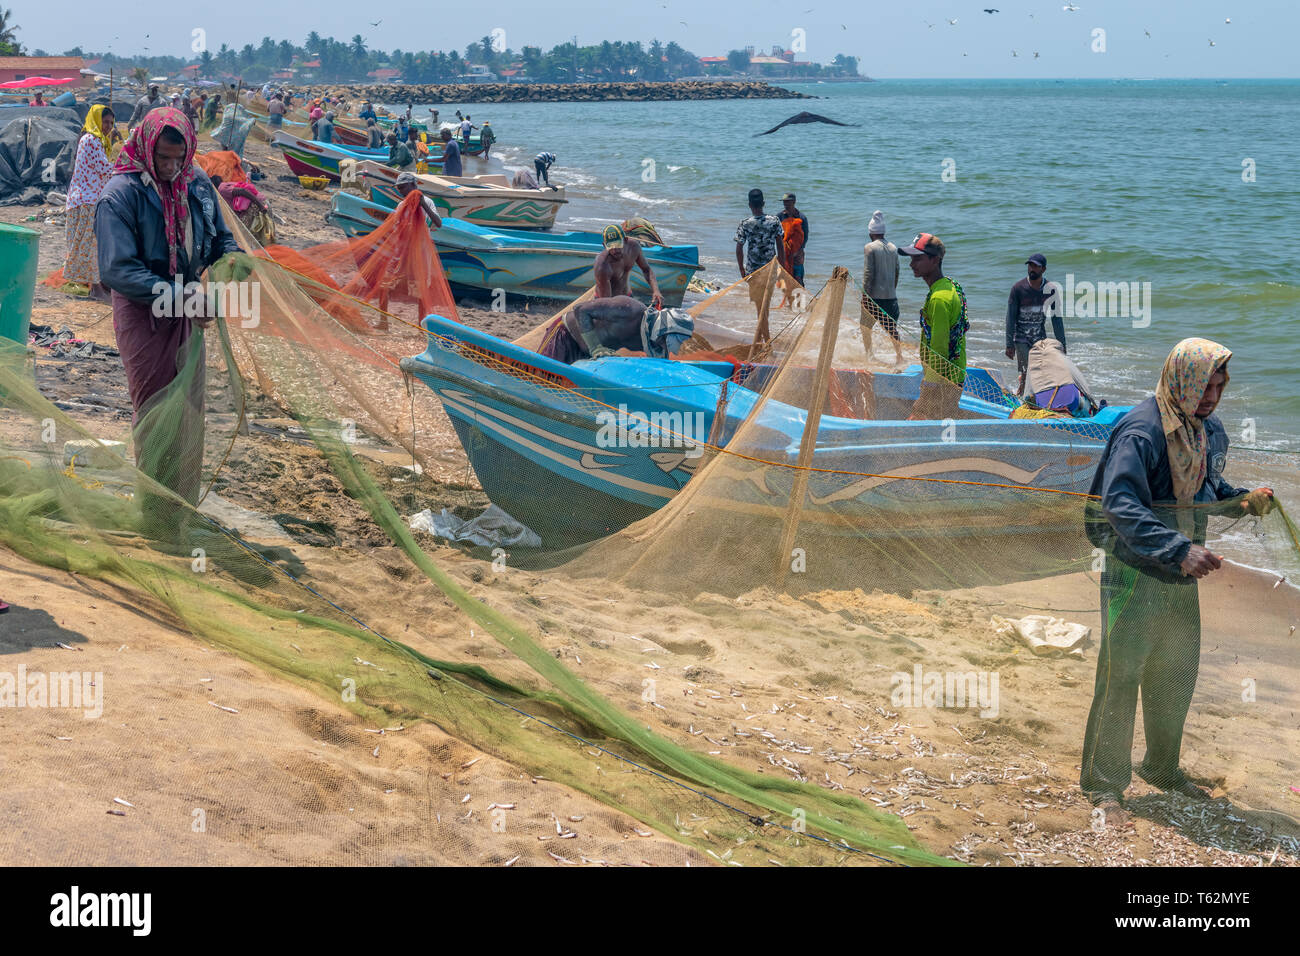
xmin=861 ymin=211 xmax=901 ymax=363
xmin=394 ymin=172 xmax=442 ymax=229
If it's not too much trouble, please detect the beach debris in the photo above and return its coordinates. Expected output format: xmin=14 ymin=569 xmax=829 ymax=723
xmin=199 ymin=678 xmax=213 ymax=683
xmin=991 ymin=615 xmax=1090 ymax=657
xmin=632 ymin=827 xmax=653 ymax=837
xmin=106 ymin=809 xmax=126 ymax=817
xmin=503 ymin=855 xmax=520 ymax=867
xmin=113 ymin=797 xmax=134 ymax=808
xmin=461 ymin=757 xmax=480 ymax=769
xmin=54 ymin=736 xmax=73 ymax=741
xmin=461 ymin=794 xmax=472 ymax=804
xmin=208 ymin=701 xmax=239 ymax=714
xmin=547 ymin=851 xmax=575 ymax=864
xmin=54 ymin=642 xmax=79 ymax=651
xmin=487 ymin=803 xmax=516 ymax=811
xmin=371 ymin=745 xmax=380 ymax=758
xmin=568 ymin=815 xmax=584 ymax=822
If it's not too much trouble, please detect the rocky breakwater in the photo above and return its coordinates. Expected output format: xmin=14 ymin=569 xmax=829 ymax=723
xmin=299 ymin=80 xmax=811 ymax=105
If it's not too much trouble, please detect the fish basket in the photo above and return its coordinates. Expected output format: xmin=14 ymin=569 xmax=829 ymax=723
xmin=298 ymin=175 xmax=329 ymax=190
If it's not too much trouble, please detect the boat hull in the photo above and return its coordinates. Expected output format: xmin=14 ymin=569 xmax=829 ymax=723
xmin=273 ymin=131 xmax=457 ymax=183
xmin=329 ymin=192 xmax=701 ymax=305
xmin=357 ymin=161 xmax=565 ymax=230
xmin=401 ymin=315 xmax=1125 ymax=547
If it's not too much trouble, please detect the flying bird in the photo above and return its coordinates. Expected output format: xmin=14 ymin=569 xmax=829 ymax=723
xmin=369 ymin=18 xmax=382 ymax=26
xmin=1144 ymin=29 xmax=1151 ymax=37
xmin=1208 ymin=39 xmax=1216 ymax=46
xmin=947 ymin=18 xmax=958 ymax=25
xmin=1033 ymin=51 xmax=1040 ymax=58
xmin=922 ymin=18 xmax=935 ymax=28
xmin=754 ymin=112 xmax=860 ymax=136
xmin=1225 ymin=17 xmax=1231 ymax=23
xmin=1011 ymin=49 xmax=1019 ymax=56
xmin=1062 ymin=2 xmax=1079 ymax=10
xmin=983 ymin=7 xmax=999 ymax=13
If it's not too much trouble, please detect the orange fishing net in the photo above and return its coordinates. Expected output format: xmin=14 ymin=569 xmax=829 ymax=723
xmin=195 ymin=150 xmax=250 ymax=185
xmin=256 ymin=190 xmax=457 ymax=329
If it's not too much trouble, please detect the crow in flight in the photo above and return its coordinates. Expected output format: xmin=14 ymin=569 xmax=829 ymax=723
xmin=754 ymin=112 xmax=860 ymax=136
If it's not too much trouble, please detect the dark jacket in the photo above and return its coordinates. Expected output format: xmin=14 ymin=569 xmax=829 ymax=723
xmin=95 ymin=169 xmax=240 ymax=304
xmin=1006 ymin=277 xmax=1066 ymax=350
xmin=1086 ymin=396 xmax=1248 ymax=581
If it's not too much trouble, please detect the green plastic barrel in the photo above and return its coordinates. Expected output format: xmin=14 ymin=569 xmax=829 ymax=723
xmin=0 ymin=221 xmax=40 ymax=346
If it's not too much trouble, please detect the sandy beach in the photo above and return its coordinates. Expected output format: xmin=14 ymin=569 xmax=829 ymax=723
xmin=3 ymin=117 xmax=1300 ymax=868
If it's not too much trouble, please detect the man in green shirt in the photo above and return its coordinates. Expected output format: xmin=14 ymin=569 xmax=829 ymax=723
xmin=897 ymin=232 xmax=968 ymax=420
xmin=386 ymin=132 xmax=415 ymax=170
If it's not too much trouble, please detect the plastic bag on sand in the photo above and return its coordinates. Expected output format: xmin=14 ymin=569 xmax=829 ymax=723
xmin=991 ymin=614 xmax=1091 ymax=658
xmin=410 ymin=505 xmax=543 ymax=549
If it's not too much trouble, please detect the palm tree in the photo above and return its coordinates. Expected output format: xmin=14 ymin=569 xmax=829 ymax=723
xmin=0 ymin=7 xmax=22 ymax=55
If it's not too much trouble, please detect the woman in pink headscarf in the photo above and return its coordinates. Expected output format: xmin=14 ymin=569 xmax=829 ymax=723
xmin=95 ymin=107 xmax=241 ymax=540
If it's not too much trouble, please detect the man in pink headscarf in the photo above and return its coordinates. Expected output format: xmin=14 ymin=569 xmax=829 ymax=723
xmin=1080 ymin=338 xmax=1274 ymax=827
xmin=95 ymin=107 xmax=241 ymax=540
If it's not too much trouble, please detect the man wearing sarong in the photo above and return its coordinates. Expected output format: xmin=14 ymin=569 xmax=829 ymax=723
xmin=1081 ymin=338 xmax=1275 ymax=827
xmin=95 ymin=108 xmax=240 ymax=541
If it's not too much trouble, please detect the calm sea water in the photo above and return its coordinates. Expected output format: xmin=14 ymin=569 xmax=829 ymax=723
xmin=403 ymin=79 xmax=1300 ymax=476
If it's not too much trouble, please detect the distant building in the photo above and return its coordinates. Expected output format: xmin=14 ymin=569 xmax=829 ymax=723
xmin=458 ymin=64 xmax=498 ymax=84
xmin=367 ymin=67 xmax=403 ymax=82
xmin=0 ymin=55 xmax=88 ymax=87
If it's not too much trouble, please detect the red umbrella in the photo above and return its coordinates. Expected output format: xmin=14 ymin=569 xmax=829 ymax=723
xmin=0 ymin=76 xmax=78 ymax=89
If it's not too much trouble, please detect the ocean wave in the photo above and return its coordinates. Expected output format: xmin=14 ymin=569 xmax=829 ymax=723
xmin=615 ymin=188 xmax=672 ymax=206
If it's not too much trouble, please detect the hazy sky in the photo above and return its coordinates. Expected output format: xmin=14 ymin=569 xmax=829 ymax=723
xmin=10 ymin=0 xmax=1296 ymax=79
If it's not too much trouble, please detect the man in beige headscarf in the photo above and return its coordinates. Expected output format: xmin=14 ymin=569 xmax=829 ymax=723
xmin=1080 ymin=338 xmax=1274 ymax=827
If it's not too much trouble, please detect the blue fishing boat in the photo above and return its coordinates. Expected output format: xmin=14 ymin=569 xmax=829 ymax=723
xmin=400 ymin=314 xmax=1128 ymax=547
xmin=327 ymin=191 xmax=702 ymax=306
xmin=273 ymin=131 xmax=441 ymax=183
xmin=273 ymin=131 xmax=392 ymax=181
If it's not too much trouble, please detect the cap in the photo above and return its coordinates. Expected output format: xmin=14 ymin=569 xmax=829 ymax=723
xmin=898 ymin=232 xmax=946 ymax=258
xmin=602 ymin=224 xmax=626 ymax=250
xmin=748 ymin=188 xmax=764 ymax=205
xmin=782 ymin=192 xmax=796 ymax=201
xmin=395 ymin=172 xmax=418 ymax=186
xmin=1025 ymin=253 xmax=1047 ymax=267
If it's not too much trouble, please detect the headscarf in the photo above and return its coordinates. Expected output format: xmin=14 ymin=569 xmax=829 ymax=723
xmin=81 ymin=104 xmax=114 ymax=155
xmin=1154 ymin=337 xmax=1232 ymax=503
xmin=868 ymin=209 xmax=886 ymax=235
xmin=113 ymin=107 xmax=198 ymax=276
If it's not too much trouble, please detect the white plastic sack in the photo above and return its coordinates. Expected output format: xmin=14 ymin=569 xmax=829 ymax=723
xmin=409 ymin=504 xmax=542 ymax=549
xmin=991 ymin=614 xmax=1092 ymax=658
